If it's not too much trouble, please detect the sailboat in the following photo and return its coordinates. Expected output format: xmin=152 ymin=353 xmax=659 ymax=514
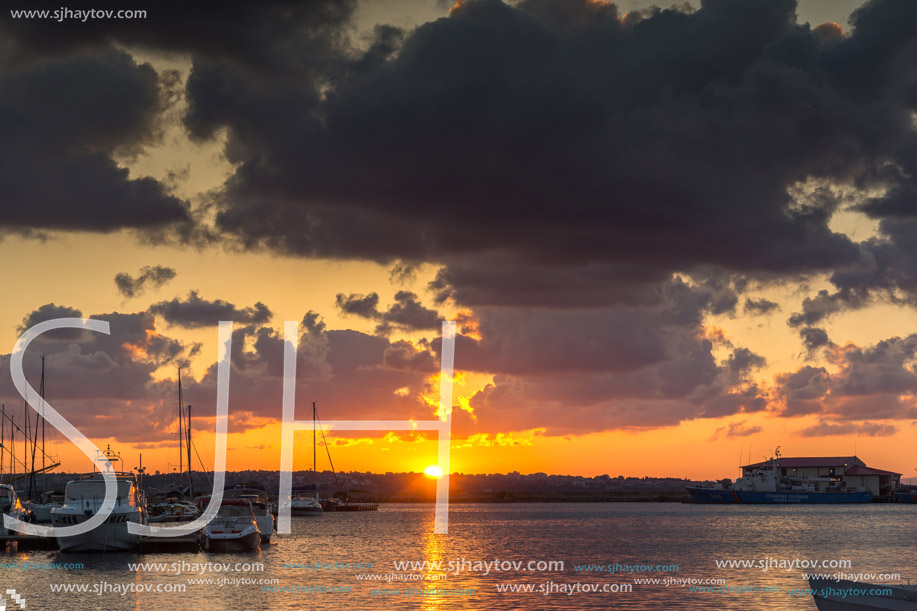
xmin=148 ymin=369 xmax=200 ymax=523
xmin=23 ymin=356 xmax=62 ymax=522
xmin=0 ymin=406 xmax=32 ymax=529
xmin=290 ymin=403 xmax=323 ymax=516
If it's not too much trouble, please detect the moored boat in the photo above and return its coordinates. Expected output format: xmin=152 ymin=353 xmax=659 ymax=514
xmin=291 ymin=488 xmax=323 ymax=516
xmin=688 ymin=448 xmax=874 ymax=504
xmin=200 ymin=499 xmax=261 ymax=552
xmin=148 ymin=501 xmax=200 ymax=523
xmin=51 ymin=447 xmax=146 ymax=553
xmin=808 ymin=575 xmax=917 ymax=610
xmin=0 ymin=485 xmax=31 ymax=534
xmin=224 ymin=487 xmax=274 ymax=541
xmin=25 ymin=490 xmax=63 ymax=524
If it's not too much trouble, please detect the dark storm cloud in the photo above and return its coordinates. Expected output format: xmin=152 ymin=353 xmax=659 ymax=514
xmin=115 ymin=265 xmax=177 ymax=298
xmin=187 ymin=317 xmax=441 ymax=428
xmin=402 ymin=278 xmax=770 ymax=432
xmin=150 ymin=290 xmax=272 ymax=328
xmin=787 ymin=289 xmax=868 ymax=327
xmin=0 ymin=304 xmax=195 ymax=441
xmin=197 ymin=0 xmax=895 ymax=282
xmin=336 ymin=293 xmax=381 ymax=318
xmin=0 ymin=0 xmax=360 ymax=238
xmin=336 ymin=290 xmax=442 ymax=334
xmin=0 ymin=48 xmax=189 ymax=233
xmin=744 ymin=297 xmax=780 ymax=316
xmin=799 ymin=326 xmax=832 ymax=354
xmin=2 ymin=0 xmax=356 ymax=69
xmin=17 ymin=303 xmax=83 ymax=334
xmin=171 ymin=0 xmax=917 ymax=324
xmin=775 ymin=334 xmax=917 ymax=421
xmin=10 ymin=0 xmax=917 ymax=438
xmin=16 ymin=303 xmax=88 ymax=342
xmin=5 ymin=0 xmax=917 ymax=306
xmin=0 ymin=302 xmax=440 ymax=443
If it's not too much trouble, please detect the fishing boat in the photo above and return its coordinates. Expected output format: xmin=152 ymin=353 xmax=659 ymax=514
xmin=808 ymin=575 xmax=917 ymax=609
xmin=199 ymin=498 xmax=261 ymax=552
xmin=51 ymin=446 xmax=147 ymax=552
xmin=687 ymin=448 xmax=873 ymax=504
xmin=224 ymin=486 xmax=274 ymax=541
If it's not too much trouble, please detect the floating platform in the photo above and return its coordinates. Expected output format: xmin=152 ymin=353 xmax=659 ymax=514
xmin=333 ymin=503 xmax=379 ymax=512
xmin=139 ymin=535 xmax=200 ymax=553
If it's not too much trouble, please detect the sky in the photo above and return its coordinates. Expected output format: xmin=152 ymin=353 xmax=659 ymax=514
xmin=3 ymin=0 xmax=917 ymax=482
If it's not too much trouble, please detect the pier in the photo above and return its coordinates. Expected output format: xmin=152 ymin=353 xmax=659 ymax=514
xmin=0 ymin=534 xmax=57 ymax=550
xmin=139 ymin=535 xmax=201 ymax=553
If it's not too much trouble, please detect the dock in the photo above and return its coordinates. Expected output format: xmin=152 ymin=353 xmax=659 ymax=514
xmin=139 ymin=535 xmax=200 ymax=553
xmin=334 ymin=502 xmax=379 ymax=512
xmin=0 ymin=534 xmax=57 ymax=550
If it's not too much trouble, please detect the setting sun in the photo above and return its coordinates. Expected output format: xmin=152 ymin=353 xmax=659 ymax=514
xmin=424 ymin=465 xmax=443 ymax=478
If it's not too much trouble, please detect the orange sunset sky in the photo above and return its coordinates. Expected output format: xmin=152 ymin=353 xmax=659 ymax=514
xmin=3 ymin=0 xmax=917 ymax=483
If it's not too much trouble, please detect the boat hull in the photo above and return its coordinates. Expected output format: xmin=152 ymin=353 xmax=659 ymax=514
xmin=895 ymin=492 xmax=917 ymax=503
xmin=290 ymin=507 xmax=323 ymax=516
xmin=52 ymin=513 xmax=144 ymax=553
xmin=27 ymin=503 xmax=57 ymax=524
xmin=687 ymin=487 xmax=873 ymax=504
xmin=204 ymin=531 xmax=261 ymax=553
xmin=809 ymin=577 xmax=917 ymax=610
xmin=255 ymin=515 xmax=274 ymax=542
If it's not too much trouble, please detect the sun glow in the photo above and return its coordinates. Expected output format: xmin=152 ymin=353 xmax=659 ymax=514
xmin=424 ymin=465 xmax=443 ymax=478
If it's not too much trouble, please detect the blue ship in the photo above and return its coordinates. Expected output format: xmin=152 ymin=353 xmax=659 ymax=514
xmin=688 ymin=447 xmax=874 ymax=504
xmin=687 ymin=487 xmax=873 ymax=504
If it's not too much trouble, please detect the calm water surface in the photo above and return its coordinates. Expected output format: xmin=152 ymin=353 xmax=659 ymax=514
xmin=5 ymin=503 xmax=915 ymax=610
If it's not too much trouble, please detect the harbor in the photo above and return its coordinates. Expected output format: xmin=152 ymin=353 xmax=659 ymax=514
xmin=687 ymin=448 xmax=909 ymax=504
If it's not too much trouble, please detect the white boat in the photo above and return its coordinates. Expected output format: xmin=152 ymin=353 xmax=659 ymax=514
xmin=26 ymin=501 xmax=58 ymax=523
xmin=0 ymin=485 xmax=31 ymax=534
xmin=51 ymin=447 xmax=146 ymax=553
xmin=224 ymin=488 xmax=274 ymax=542
xmin=147 ymin=501 xmax=199 ymax=523
xmin=200 ymin=499 xmax=261 ymax=552
xmin=25 ymin=489 xmax=64 ymax=523
xmin=809 ymin=576 xmax=917 ymax=610
xmin=291 ymin=489 xmax=323 ymax=516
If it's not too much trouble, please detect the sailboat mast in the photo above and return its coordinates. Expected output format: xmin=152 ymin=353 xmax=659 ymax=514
xmin=178 ymin=368 xmax=184 ymax=486
xmin=186 ymin=404 xmax=193 ymax=498
xmin=313 ymin=402 xmax=317 ymax=473
xmin=40 ymin=355 xmax=45 ymax=489
xmin=24 ymin=395 xmax=32 ymax=498
xmin=9 ymin=412 xmax=14 ymax=480
xmin=1 ymin=405 xmax=5 ymax=483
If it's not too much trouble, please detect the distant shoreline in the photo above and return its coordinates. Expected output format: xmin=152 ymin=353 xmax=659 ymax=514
xmin=379 ymin=491 xmax=692 ymax=503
